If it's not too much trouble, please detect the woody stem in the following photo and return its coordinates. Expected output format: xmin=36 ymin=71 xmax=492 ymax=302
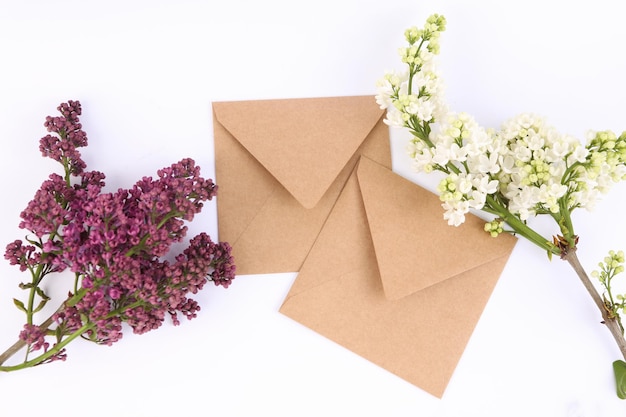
xmin=0 ymin=288 xmax=86 ymax=367
xmin=565 ymin=249 xmax=626 ymax=360
xmin=0 ymin=313 xmax=56 ymax=366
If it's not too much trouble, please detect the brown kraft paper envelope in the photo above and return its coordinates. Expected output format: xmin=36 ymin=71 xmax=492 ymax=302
xmin=279 ymin=156 xmax=517 ymax=398
xmin=213 ymin=96 xmax=391 ymax=275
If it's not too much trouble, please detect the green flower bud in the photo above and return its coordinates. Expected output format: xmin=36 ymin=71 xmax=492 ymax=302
xmin=404 ymin=26 xmax=420 ymax=44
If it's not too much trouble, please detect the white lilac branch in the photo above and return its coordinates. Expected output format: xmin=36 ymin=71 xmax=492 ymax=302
xmin=376 ymin=13 xmax=626 ymax=398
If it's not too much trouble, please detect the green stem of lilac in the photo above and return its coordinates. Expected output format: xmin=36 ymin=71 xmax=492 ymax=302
xmin=484 ymin=195 xmax=559 ymax=256
xmin=0 ymin=288 xmax=87 ymax=366
xmin=156 ymin=210 xmax=182 ymax=229
xmin=0 ymin=322 xmax=95 ymax=372
xmin=73 ymin=273 xmax=80 ymax=295
xmin=439 ymin=159 xmax=555 ymax=254
xmin=24 ymin=264 xmax=44 ymax=326
xmin=0 ymin=293 xmax=144 ymax=371
xmin=558 ymin=198 xmax=577 ymax=247
xmin=407 ymin=39 xmax=425 ymax=95
xmin=58 ymin=130 xmax=73 ymax=186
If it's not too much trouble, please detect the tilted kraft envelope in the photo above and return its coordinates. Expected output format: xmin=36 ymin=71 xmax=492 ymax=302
xmin=279 ymin=156 xmax=517 ymax=398
xmin=213 ymin=96 xmax=391 ymax=275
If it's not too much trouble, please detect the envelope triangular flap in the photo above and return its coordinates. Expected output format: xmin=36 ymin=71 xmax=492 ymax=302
xmin=356 ymin=157 xmax=517 ymax=301
xmin=213 ymin=96 xmax=384 ymax=209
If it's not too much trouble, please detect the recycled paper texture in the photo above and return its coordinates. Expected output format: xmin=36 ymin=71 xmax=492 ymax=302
xmin=279 ymin=156 xmax=517 ymax=398
xmin=213 ymin=95 xmax=516 ymax=397
xmin=213 ymin=96 xmax=391 ymax=275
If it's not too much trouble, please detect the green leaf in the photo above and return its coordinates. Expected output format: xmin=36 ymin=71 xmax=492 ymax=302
xmin=35 ymin=286 xmax=50 ymax=301
xmin=24 ymin=236 xmax=42 ymax=248
xmin=55 ymin=325 xmax=64 ymax=343
xmin=32 ymin=299 xmax=48 ymax=313
xmin=18 ymin=282 xmax=33 ymax=290
xmin=12 ymin=298 xmax=27 ymax=313
xmin=612 ymin=360 xmax=626 ymax=399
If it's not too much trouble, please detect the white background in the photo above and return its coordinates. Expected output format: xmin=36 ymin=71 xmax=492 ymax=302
xmin=1 ymin=1 xmax=626 ymax=416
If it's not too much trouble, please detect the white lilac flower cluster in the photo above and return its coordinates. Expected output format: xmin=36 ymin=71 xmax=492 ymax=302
xmin=497 ymin=115 xmax=626 ymax=221
xmin=377 ymin=14 xmax=626 ymax=399
xmin=430 ymin=112 xmax=500 ymax=226
xmin=375 ymin=14 xmax=448 ymax=131
xmin=376 ymin=14 xmax=626 ymax=231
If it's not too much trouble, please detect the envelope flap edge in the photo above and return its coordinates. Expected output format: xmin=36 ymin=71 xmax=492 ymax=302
xmin=213 ymin=96 xmax=384 ymax=208
xmin=356 ymin=156 xmax=517 ymax=300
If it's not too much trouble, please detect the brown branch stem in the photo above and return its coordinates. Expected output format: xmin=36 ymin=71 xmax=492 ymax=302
xmin=565 ymin=249 xmax=626 ymax=360
xmin=0 ymin=311 xmax=57 ymax=366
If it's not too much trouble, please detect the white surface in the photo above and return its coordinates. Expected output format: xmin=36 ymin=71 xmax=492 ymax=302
xmin=1 ymin=1 xmax=626 ymax=416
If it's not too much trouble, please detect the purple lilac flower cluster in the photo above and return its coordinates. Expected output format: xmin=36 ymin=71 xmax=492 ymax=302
xmin=2 ymin=100 xmax=235 ymax=367
xmin=39 ymin=100 xmax=88 ymax=176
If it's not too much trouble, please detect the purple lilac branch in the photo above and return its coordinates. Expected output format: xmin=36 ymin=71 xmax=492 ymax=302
xmin=0 ymin=100 xmax=236 ymax=370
